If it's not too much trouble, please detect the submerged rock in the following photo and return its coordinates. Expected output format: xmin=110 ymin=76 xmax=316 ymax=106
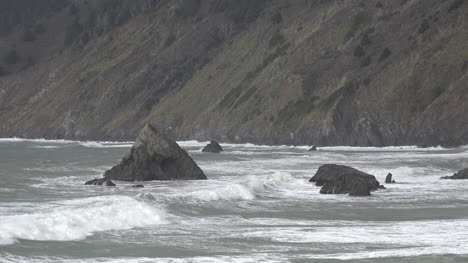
xmin=308 ymin=145 xmax=317 ymax=151
xmin=441 ymin=168 xmax=468 ymax=179
xmin=309 ymin=164 xmax=383 ymax=196
xmin=104 ymin=123 xmax=206 ymax=181
xmin=84 ymin=178 xmax=116 ymax=186
xmin=202 ymin=141 xmax=223 ymax=153
xmin=385 ymin=173 xmax=396 ymax=183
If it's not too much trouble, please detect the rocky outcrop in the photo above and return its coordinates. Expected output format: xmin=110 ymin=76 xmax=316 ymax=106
xmin=103 ymin=124 xmax=206 ymax=181
xmin=309 ymin=164 xmax=383 ymax=196
xmin=308 ymin=146 xmax=317 ymax=151
xmin=0 ymin=1 xmax=466 ymax=147
xmin=441 ymin=168 xmax=468 ymax=179
xmin=385 ymin=173 xmax=395 ymax=183
xmin=202 ymin=141 xmax=223 ymax=153
xmin=84 ymin=178 xmax=116 ymax=186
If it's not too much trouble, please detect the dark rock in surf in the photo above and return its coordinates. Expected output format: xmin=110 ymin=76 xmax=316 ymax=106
xmin=202 ymin=141 xmax=223 ymax=153
xmin=85 ymin=178 xmax=116 ymax=186
xmin=132 ymin=184 xmax=144 ymax=188
xmin=309 ymin=164 xmax=383 ymax=196
xmin=308 ymin=145 xmax=317 ymax=151
xmin=385 ymin=173 xmax=395 ymax=183
xmin=441 ymin=168 xmax=468 ymax=179
xmin=104 ymin=123 xmax=206 ymax=181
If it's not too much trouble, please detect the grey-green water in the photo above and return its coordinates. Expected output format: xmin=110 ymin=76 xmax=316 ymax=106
xmin=1 ymin=139 xmax=468 ymax=263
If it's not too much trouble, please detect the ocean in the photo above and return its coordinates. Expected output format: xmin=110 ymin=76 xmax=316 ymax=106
xmin=0 ymin=138 xmax=467 ymax=262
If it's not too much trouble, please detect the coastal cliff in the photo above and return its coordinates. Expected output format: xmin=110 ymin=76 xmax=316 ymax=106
xmin=0 ymin=0 xmax=466 ymax=146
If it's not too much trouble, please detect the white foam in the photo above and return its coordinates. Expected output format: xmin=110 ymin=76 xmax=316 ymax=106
xmin=240 ymin=219 xmax=468 ymax=258
xmin=0 ymin=138 xmax=76 ymax=143
xmin=0 ymin=196 xmax=166 ymax=245
xmin=30 ymin=145 xmax=61 ymax=149
xmin=78 ymin=141 xmax=133 ymax=148
xmin=181 ymin=176 xmax=265 ymax=202
xmin=176 ymin=140 xmax=209 ymax=148
xmin=0 ymin=254 xmax=285 ymax=263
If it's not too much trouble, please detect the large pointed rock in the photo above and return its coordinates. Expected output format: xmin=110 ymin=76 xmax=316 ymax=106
xmin=104 ymin=124 xmax=206 ymax=181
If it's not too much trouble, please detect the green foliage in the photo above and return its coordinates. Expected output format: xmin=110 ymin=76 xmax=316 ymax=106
xmin=117 ymin=9 xmax=131 ymax=26
xmin=448 ymin=0 xmax=464 ymax=12
xmin=174 ymin=0 xmax=201 ymax=18
xmin=276 ymin=97 xmax=317 ymax=125
xmin=269 ymin=32 xmax=286 ymax=48
xmin=360 ymin=33 xmax=372 ymax=46
xmin=378 ymin=48 xmax=392 ymax=62
xmin=3 ymin=49 xmax=19 ymax=65
xmin=214 ymin=0 xmax=267 ymax=24
xmin=69 ymin=4 xmax=79 ymax=15
xmin=232 ymin=86 xmax=257 ymax=108
xmin=354 ymin=45 xmax=365 ymax=57
xmin=418 ymin=19 xmax=429 ymax=34
xmin=22 ymin=30 xmax=36 ymax=42
xmin=87 ymin=12 xmax=97 ymax=29
xmin=432 ymin=87 xmax=444 ymax=99
xmin=271 ymin=12 xmax=283 ymax=24
xmin=34 ymin=24 xmax=46 ymax=34
xmin=360 ymin=56 xmax=372 ymax=67
xmin=0 ymin=0 xmax=65 ymax=36
xmin=0 ymin=66 xmax=7 ymax=76
xmin=344 ymin=11 xmax=371 ymax=42
xmin=64 ymin=21 xmax=84 ymax=47
xmin=164 ymin=34 xmax=176 ymax=48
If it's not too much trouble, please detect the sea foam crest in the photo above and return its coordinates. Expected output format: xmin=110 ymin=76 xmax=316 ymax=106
xmin=182 ymin=176 xmax=265 ymax=202
xmin=0 ymin=196 xmax=166 ymax=245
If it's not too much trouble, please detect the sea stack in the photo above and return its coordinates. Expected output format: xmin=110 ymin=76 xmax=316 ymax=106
xmin=103 ymin=123 xmax=206 ymax=181
xmin=308 ymin=145 xmax=317 ymax=151
xmin=309 ymin=164 xmax=384 ymax=196
xmin=202 ymin=141 xmax=223 ymax=153
xmin=441 ymin=168 xmax=468 ymax=180
xmin=385 ymin=173 xmax=395 ymax=183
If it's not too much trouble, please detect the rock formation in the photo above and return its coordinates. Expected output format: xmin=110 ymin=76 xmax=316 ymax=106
xmin=385 ymin=173 xmax=395 ymax=183
xmin=308 ymin=146 xmax=317 ymax=151
xmin=84 ymin=178 xmax=116 ymax=186
xmin=202 ymin=141 xmax=223 ymax=153
xmin=441 ymin=168 xmax=468 ymax=179
xmin=103 ymin=124 xmax=207 ymax=181
xmin=309 ymin=164 xmax=383 ymax=196
xmin=0 ymin=1 xmax=466 ymax=147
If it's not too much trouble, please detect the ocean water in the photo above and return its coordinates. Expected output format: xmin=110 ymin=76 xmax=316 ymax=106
xmin=1 ymin=139 xmax=468 ymax=263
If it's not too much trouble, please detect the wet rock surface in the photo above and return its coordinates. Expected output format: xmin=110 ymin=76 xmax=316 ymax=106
xmin=103 ymin=124 xmax=206 ymax=181
xmin=202 ymin=141 xmax=223 ymax=153
xmin=309 ymin=164 xmax=383 ymax=196
xmin=441 ymin=168 xmax=468 ymax=179
xmin=84 ymin=178 xmax=116 ymax=186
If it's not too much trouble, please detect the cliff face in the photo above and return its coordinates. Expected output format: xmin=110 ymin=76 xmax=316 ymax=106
xmin=0 ymin=0 xmax=467 ymax=146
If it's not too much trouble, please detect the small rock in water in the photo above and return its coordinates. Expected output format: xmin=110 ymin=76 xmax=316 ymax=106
xmin=84 ymin=178 xmax=116 ymax=186
xmin=441 ymin=168 xmax=468 ymax=179
xmin=385 ymin=173 xmax=396 ymax=183
xmin=308 ymin=145 xmax=317 ymax=151
xmin=202 ymin=140 xmax=223 ymax=153
xmin=132 ymin=184 xmax=144 ymax=188
xmin=309 ymin=164 xmax=383 ymax=196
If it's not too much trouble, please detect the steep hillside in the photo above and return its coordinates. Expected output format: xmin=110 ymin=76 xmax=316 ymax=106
xmin=0 ymin=0 xmax=467 ymax=146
